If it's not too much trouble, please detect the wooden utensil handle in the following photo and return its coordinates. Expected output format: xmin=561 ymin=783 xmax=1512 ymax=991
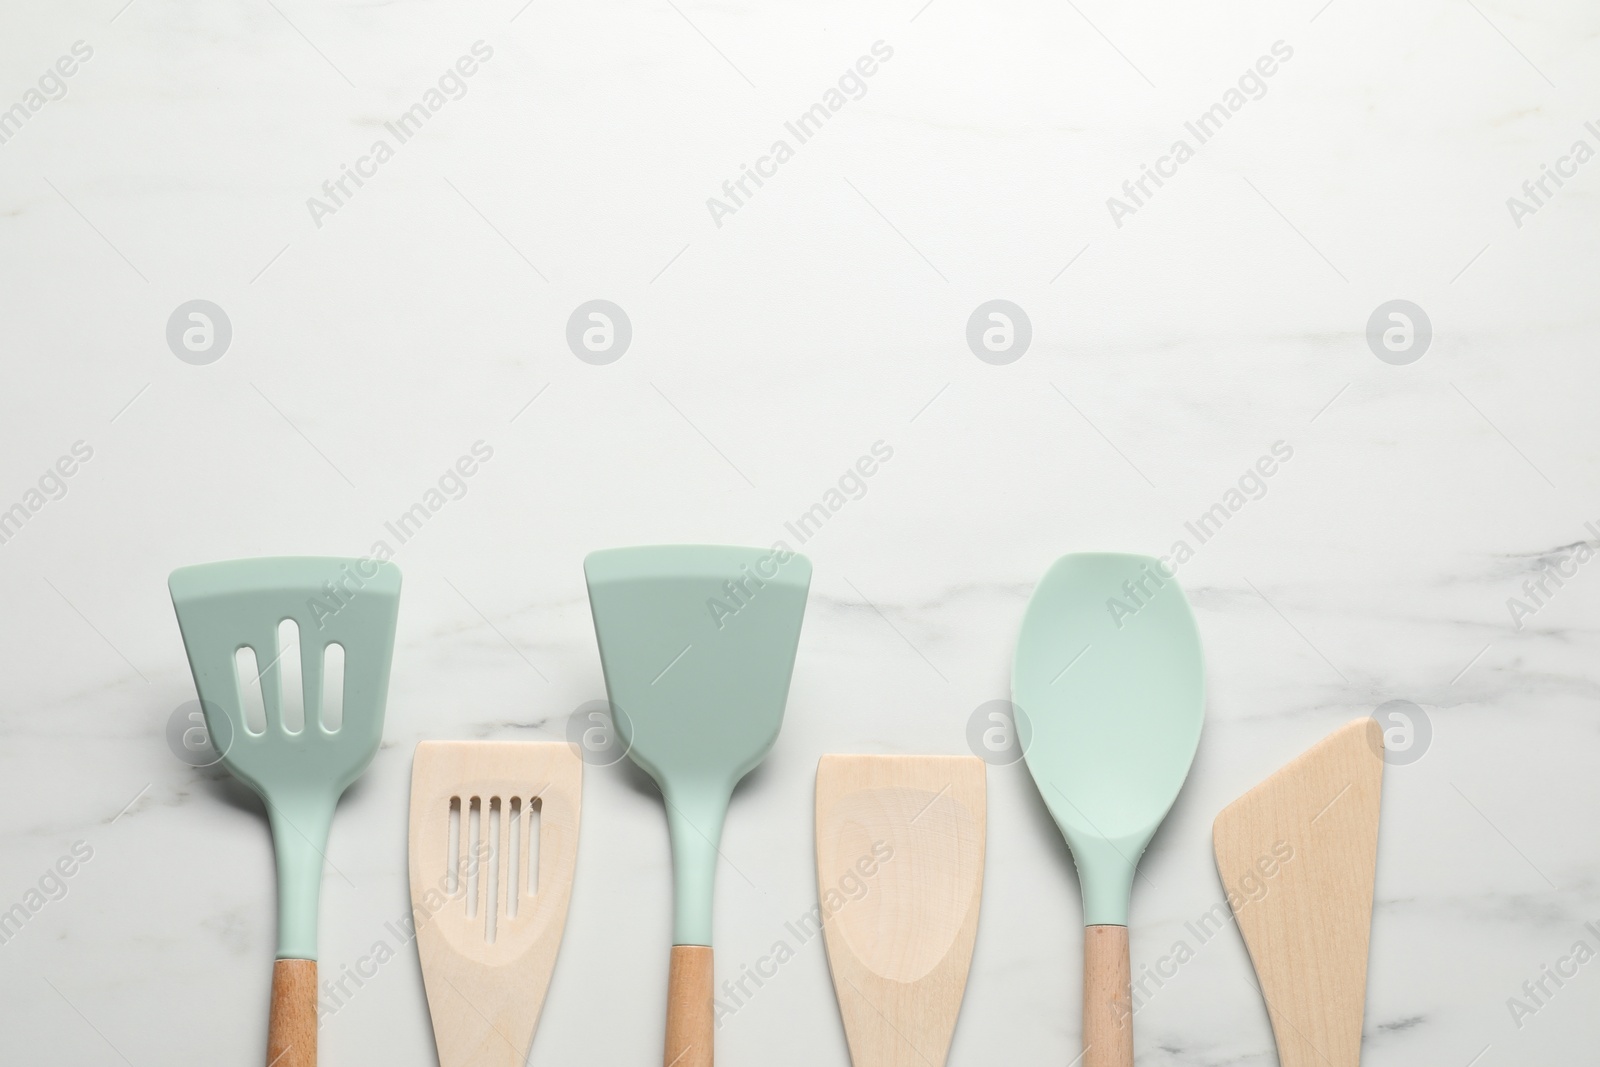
xmin=268 ymin=958 xmax=317 ymax=1067
xmin=665 ymin=945 xmax=714 ymax=1067
xmin=1083 ymin=925 xmax=1132 ymax=1067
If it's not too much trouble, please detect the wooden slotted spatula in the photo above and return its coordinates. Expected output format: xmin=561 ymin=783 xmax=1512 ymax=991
xmin=1212 ymin=718 xmax=1383 ymax=1067
xmin=170 ymin=556 xmax=401 ymax=1067
xmin=409 ymin=741 xmax=582 ymax=1067
xmin=815 ymin=755 xmax=986 ymax=1067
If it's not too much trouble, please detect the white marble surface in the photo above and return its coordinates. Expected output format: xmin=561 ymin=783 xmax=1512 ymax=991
xmin=2 ymin=0 xmax=1598 ymax=1064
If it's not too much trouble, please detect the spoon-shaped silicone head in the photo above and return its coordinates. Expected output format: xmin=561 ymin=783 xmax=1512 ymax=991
xmin=1014 ymin=553 xmax=1204 ymax=925
xmin=585 ymin=544 xmax=811 ymax=945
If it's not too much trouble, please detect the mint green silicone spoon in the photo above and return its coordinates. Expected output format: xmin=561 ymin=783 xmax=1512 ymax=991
xmin=585 ymin=545 xmax=810 ymax=1067
xmin=1013 ymin=553 xmax=1203 ymax=1067
xmin=170 ymin=557 xmax=400 ymax=1067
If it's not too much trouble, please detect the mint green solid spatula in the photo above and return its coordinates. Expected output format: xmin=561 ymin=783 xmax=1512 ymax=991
xmin=1013 ymin=553 xmax=1204 ymax=1067
xmin=170 ymin=557 xmax=401 ymax=1067
xmin=585 ymin=545 xmax=810 ymax=1067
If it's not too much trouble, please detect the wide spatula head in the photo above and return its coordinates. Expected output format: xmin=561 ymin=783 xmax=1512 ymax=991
xmin=584 ymin=544 xmax=810 ymax=945
xmin=169 ymin=555 xmax=401 ymax=957
xmin=1013 ymin=552 xmax=1203 ymax=925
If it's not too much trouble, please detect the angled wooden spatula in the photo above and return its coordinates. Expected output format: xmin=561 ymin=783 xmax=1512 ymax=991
xmin=1213 ymin=718 xmax=1383 ymax=1067
xmin=409 ymin=741 xmax=582 ymax=1067
xmin=815 ymin=755 xmax=986 ymax=1067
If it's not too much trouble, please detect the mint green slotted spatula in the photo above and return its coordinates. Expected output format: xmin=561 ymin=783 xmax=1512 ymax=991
xmin=585 ymin=545 xmax=811 ymax=1067
xmin=170 ymin=557 xmax=401 ymax=1067
xmin=1014 ymin=553 xmax=1204 ymax=1067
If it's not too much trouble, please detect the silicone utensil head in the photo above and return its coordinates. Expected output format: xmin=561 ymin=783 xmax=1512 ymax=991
xmin=1013 ymin=553 xmax=1203 ymax=925
xmin=169 ymin=556 xmax=401 ymax=958
xmin=584 ymin=545 xmax=810 ymax=945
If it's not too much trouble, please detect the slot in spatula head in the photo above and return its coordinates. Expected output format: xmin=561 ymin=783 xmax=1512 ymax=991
xmin=1013 ymin=552 xmax=1204 ymax=925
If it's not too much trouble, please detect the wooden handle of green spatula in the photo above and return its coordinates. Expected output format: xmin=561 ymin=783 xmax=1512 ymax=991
xmin=665 ymin=945 xmax=714 ymax=1067
xmin=268 ymin=959 xmax=317 ymax=1067
xmin=1084 ymin=925 xmax=1133 ymax=1067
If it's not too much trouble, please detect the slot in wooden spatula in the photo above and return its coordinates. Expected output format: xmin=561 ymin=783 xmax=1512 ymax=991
xmin=1212 ymin=718 xmax=1383 ymax=1067
xmin=409 ymin=741 xmax=582 ymax=1067
xmin=816 ymin=754 xmax=986 ymax=1067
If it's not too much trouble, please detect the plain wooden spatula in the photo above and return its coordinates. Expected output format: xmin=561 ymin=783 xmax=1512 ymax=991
xmin=1013 ymin=553 xmax=1204 ymax=1067
xmin=409 ymin=741 xmax=582 ymax=1067
xmin=815 ymin=755 xmax=986 ymax=1067
xmin=1212 ymin=718 xmax=1383 ymax=1067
